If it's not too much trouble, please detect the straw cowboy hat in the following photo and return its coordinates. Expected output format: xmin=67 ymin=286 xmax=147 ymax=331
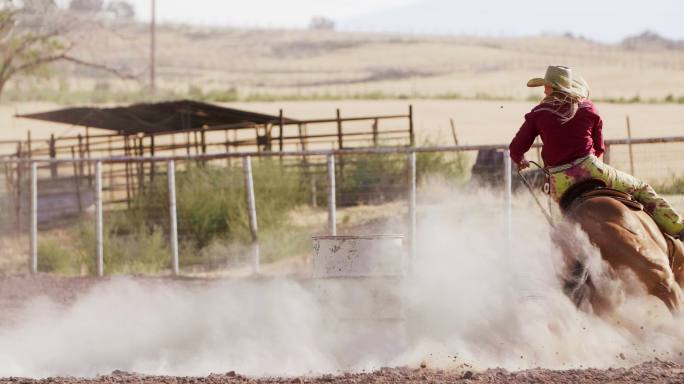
xmin=527 ymin=65 xmax=589 ymax=99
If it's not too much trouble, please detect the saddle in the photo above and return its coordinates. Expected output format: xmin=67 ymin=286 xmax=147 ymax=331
xmin=559 ymin=179 xmax=644 ymax=212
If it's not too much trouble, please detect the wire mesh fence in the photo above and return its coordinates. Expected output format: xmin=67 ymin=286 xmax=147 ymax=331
xmin=0 ymin=138 xmax=683 ymax=277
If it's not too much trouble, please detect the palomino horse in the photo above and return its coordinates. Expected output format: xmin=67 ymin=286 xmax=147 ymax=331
xmin=557 ymin=179 xmax=684 ymax=313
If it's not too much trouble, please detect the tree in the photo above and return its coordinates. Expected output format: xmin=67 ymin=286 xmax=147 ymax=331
xmin=308 ymin=16 xmax=335 ymax=31
xmin=0 ymin=0 xmax=132 ymax=98
xmin=68 ymin=0 xmax=103 ymax=13
xmin=105 ymin=0 xmax=134 ymax=20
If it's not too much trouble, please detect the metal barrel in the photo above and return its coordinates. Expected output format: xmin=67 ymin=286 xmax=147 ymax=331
xmin=312 ymin=234 xmax=406 ymax=366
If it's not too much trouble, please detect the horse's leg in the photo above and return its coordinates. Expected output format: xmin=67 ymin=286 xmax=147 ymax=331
xmin=601 ymin=223 xmax=684 ymax=312
xmin=667 ymin=236 xmax=684 ymax=287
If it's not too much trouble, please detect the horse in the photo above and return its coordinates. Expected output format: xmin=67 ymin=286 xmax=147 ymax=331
xmin=556 ymin=179 xmax=684 ymax=313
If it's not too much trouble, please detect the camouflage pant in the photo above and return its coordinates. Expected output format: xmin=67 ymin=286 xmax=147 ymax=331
xmin=549 ymin=155 xmax=684 ymax=237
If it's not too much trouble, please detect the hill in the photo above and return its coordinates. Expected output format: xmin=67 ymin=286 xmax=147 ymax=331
xmin=4 ymin=18 xmax=684 ymax=104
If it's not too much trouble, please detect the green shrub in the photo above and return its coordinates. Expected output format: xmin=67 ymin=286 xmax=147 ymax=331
xmin=37 ymin=239 xmax=81 ymax=274
xmin=127 ymin=160 xmax=308 ymax=249
xmin=337 ymin=144 xmax=468 ymax=206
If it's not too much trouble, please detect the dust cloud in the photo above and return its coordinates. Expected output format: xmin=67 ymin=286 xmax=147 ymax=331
xmin=1 ymin=187 xmax=683 ymax=378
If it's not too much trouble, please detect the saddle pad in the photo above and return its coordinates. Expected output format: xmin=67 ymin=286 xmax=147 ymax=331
xmin=579 ymin=188 xmax=644 ymax=211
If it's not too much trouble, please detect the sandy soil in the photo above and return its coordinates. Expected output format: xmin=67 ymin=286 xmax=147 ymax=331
xmin=1 ymin=275 xmax=683 ymax=384
xmin=1 ymin=361 xmax=683 ymax=383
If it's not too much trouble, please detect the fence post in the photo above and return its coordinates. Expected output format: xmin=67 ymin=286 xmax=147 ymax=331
xmin=408 ymin=152 xmax=417 ymax=263
xmin=167 ymin=160 xmax=179 ymax=275
xmin=29 ymin=162 xmax=37 ymax=274
xmin=626 ymin=115 xmax=635 ymax=175
xmin=243 ymin=156 xmax=259 ymax=273
xmin=408 ymin=104 xmax=415 ymax=147
xmin=95 ymin=161 xmax=104 ymax=277
xmin=327 ymin=154 xmax=336 ymax=235
xmin=49 ymin=134 xmax=57 ymax=178
xmin=336 ymin=109 xmax=343 ymax=149
xmin=503 ymin=150 xmax=512 ymax=244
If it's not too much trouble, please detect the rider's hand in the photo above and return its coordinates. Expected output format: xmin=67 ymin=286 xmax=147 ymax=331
xmin=517 ymin=159 xmax=530 ymax=171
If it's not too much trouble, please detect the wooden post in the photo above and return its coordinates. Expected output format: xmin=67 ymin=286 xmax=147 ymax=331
xmin=71 ymin=147 xmax=83 ymax=214
xmin=137 ymin=136 xmax=144 ymax=192
xmin=185 ymin=132 xmax=191 ymax=155
xmin=200 ymin=128 xmax=207 ymax=154
xmin=449 ymin=118 xmax=459 ymax=145
xmin=107 ymin=137 xmax=113 ymax=202
xmin=150 ymin=135 xmax=156 ymax=181
xmin=409 ymin=104 xmax=415 ymax=147
xmin=26 ymin=130 xmax=32 ymax=158
xmin=224 ymin=129 xmax=231 ymax=167
xmin=336 ymin=109 xmax=343 ymax=149
xmin=123 ymin=136 xmax=131 ymax=208
xmin=232 ymin=129 xmax=238 ymax=152
xmin=278 ymin=109 xmax=284 ymax=152
xmin=372 ymin=118 xmax=379 ymax=147
xmin=77 ymin=134 xmax=84 ymax=180
xmin=626 ymin=115 xmax=635 ymax=175
xmin=604 ymin=144 xmax=611 ymax=165
xmin=49 ymin=134 xmax=57 ymax=178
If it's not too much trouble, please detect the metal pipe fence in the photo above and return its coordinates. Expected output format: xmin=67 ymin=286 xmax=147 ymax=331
xmin=1 ymin=137 xmax=683 ymax=276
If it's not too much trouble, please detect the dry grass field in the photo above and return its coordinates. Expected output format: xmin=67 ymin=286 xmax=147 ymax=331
xmin=3 ymin=21 xmax=684 ymax=102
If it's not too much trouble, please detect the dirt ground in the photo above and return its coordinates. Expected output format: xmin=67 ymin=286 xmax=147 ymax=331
xmin=1 ymin=275 xmax=684 ymax=384
xmin=1 ymin=359 xmax=682 ymax=383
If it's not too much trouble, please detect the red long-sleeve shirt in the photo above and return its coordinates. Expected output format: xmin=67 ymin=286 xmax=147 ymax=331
xmin=509 ymin=100 xmax=604 ymax=167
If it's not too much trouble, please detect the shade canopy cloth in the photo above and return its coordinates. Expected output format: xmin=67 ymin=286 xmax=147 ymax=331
xmin=17 ymin=100 xmax=298 ymax=134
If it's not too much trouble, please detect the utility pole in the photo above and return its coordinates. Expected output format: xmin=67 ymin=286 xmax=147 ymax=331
xmin=150 ymin=0 xmax=156 ymax=95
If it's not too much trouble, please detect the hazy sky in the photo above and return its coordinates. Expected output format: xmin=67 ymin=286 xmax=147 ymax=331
xmin=59 ymin=0 xmax=683 ymax=42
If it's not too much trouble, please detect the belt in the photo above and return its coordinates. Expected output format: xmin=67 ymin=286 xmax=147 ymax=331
xmin=546 ymin=155 xmax=593 ymax=174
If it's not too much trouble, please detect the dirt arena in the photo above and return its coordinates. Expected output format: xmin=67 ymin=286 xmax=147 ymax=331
xmin=1 ymin=361 xmax=683 ymax=383
xmin=1 ymin=274 xmax=684 ymax=384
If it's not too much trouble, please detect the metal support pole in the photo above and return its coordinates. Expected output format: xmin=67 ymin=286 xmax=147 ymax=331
xmin=327 ymin=154 xmax=336 ymax=235
xmin=243 ymin=156 xmax=259 ymax=273
xmin=167 ymin=160 xmax=179 ymax=275
xmin=29 ymin=162 xmax=37 ymax=274
xmin=503 ymin=150 xmax=512 ymax=244
xmin=95 ymin=161 xmax=104 ymax=277
xmin=408 ymin=152 xmax=417 ymax=262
